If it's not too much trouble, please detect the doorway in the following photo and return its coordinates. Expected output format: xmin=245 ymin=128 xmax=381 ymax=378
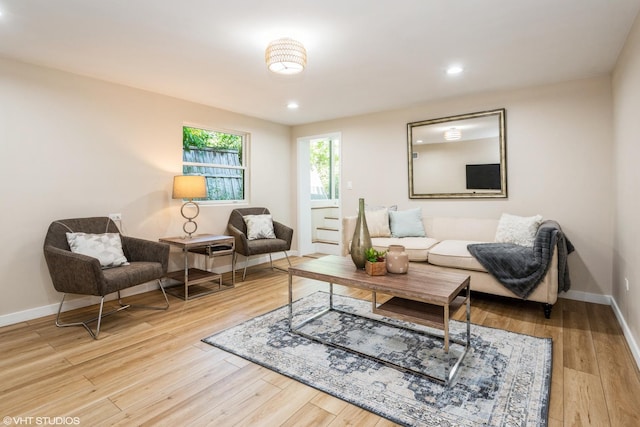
xmin=297 ymin=132 xmax=342 ymax=256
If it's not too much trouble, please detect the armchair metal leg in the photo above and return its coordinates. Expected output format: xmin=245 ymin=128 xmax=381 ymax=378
xmin=242 ymin=254 xmax=251 ymax=281
xmin=117 ymin=279 xmax=170 ymax=310
xmin=232 ymin=252 xmax=251 ymax=282
xmin=240 ymin=251 xmax=291 ymax=281
xmin=271 ymin=251 xmax=292 ymax=273
xmin=55 ymin=294 xmax=127 ymax=340
xmin=231 ymin=252 xmax=237 ymax=284
xmin=56 ymin=279 xmax=170 ymax=340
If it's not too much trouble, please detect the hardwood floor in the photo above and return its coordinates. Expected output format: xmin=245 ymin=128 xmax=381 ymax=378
xmin=1 ymin=255 xmax=639 ymax=426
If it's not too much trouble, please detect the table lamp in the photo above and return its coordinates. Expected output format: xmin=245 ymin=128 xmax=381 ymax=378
xmin=172 ymin=175 xmax=207 ymax=237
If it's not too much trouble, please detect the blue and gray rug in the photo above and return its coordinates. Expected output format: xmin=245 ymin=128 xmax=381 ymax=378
xmin=202 ymin=292 xmax=551 ymax=426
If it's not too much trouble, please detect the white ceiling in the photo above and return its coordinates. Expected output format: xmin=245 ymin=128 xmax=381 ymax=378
xmin=1 ymin=0 xmax=639 ymax=126
xmin=412 ymin=114 xmax=500 ymax=145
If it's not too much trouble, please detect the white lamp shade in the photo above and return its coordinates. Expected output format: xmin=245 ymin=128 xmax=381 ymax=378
xmin=265 ymin=38 xmax=307 ymax=75
xmin=172 ymin=175 xmax=207 ymax=199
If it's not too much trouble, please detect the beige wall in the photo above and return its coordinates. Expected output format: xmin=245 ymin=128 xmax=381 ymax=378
xmin=0 ymin=58 xmax=291 ymax=318
xmin=292 ymin=77 xmax=614 ymax=300
xmin=612 ymin=13 xmax=640 ymax=355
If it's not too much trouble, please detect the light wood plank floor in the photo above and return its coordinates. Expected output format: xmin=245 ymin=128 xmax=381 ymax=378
xmin=1 ymin=255 xmax=639 ymax=426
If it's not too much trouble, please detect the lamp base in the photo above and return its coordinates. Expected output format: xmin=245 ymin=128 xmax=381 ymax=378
xmin=181 ymin=201 xmax=200 ymax=237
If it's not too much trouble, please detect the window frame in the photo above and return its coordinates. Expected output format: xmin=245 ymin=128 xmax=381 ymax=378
xmin=182 ymin=123 xmax=250 ymax=205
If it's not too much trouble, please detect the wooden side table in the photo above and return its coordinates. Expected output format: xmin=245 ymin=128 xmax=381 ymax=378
xmin=159 ymin=234 xmax=235 ymax=300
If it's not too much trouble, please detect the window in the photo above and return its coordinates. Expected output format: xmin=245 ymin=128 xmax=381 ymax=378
xmin=182 ymin=125 xmax=247 ymax=202
xmin=309 ymin=137 xmax=340 ymax=200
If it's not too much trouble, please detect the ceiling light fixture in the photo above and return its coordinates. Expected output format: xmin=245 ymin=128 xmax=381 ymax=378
xmin=444 ymin=128 xmax=462 ymax=141
xmin=446 ymin=65 xmax=464 ymax=75
xmin=265 ymin=38 xmax=307 ymax=75
xmin=287 ymin=102 xmax=299 ymax=109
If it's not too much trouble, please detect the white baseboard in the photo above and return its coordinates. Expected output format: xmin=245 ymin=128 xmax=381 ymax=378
xmin=609 ymin=297 xmax=640 ymax=372
xmin=0 ymin=251 xmax=298 ymax=328
xmin=0 ymin=303 xmax=61 ymax=328
xmin=0 ymin=281 xmax=161 ymax=328
xmin=561 ymin=290 xmax=640 ymax=371
xmin=235 ymin=251 xmax=295 ymax=269
xmin=560 ymin=289 xmax=612 ymax=305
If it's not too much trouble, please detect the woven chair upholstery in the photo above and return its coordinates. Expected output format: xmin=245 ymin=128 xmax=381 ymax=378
xmin=227 ymin=207 xmax=293 ymax=280
xmin=43 ymin=217 xmax=170 ymax=338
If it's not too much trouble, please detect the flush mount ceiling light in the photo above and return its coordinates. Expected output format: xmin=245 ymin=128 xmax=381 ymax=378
xmin=446 ymin=65 xmax=464 ymax=75
xmin=444 ymin=127 xmax=462 ymax=141
xmin=265 ymin=38 xmax=307 ymax=75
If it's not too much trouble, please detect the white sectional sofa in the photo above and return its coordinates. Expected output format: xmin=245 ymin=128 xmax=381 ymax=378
xmin=341 ymin=212 xmax=561 ymax=318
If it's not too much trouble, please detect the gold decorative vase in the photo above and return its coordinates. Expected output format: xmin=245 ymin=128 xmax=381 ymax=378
xmin=350 ymin=198 xmax=372 ymax=269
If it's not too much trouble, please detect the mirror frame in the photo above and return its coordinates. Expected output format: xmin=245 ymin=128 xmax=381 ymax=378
xmin=407 ymin=108 xmax=507 ymax=199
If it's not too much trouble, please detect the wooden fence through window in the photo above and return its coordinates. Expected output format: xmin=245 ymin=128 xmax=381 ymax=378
xmin=183 ymin=147 xmax=243 ymax=200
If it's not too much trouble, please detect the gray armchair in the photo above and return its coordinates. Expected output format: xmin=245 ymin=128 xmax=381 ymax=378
xmin=227 ymin=207 xmax=293 ymax=280
xmin=43 ymin=217 xmax=170 ymax=339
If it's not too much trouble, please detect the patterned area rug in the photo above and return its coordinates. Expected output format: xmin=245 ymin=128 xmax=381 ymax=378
xmin=202 ymin=292 xmax=551 ymax=426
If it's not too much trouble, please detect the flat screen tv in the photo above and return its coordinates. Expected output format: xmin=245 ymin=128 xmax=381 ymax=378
xmin=466 ymin=163 xmax=501 ymax=190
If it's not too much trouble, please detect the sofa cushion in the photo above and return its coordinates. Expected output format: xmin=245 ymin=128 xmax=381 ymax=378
xmin=427 ymin=240 xmax=487 ymax=272
xmin=427 ymin=217 xmax=499 ymax=242
xmin=494 ymin=213 xmax=543 ymax=247
xmin=371 ymin=237 xmax=439 ymax=262
xmin=389 ymin=208 xmax=426 ymax=237
xmin=365 ymin=208 xmax=391 ymax=237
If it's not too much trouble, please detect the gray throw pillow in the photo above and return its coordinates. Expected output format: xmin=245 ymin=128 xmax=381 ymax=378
xmin=66 ymin=232 xmax=129 ymax=269
xmin=243 ymin=214 xmax=277 ymax=240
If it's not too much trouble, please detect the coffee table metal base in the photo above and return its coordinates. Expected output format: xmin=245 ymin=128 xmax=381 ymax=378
xmin=289 ymin=283 xmax=470 ymax=386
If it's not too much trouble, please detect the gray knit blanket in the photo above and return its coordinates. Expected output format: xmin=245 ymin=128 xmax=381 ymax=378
xmin=467 ymin=220 xmax=574 ymax=299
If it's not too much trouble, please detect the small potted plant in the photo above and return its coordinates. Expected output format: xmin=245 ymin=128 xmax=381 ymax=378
xmin=364 ymin=247 xmax=387 ymax=276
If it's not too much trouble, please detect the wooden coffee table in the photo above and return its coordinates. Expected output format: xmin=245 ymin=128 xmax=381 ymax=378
xmin=288 ymin=255 xmax=471 ymax=385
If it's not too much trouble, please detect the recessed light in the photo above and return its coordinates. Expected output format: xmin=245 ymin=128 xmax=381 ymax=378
xmin=287 ymin=102 xmax=299 ymax=109
xmin=446 ymin=65 xmax=464 ymax=75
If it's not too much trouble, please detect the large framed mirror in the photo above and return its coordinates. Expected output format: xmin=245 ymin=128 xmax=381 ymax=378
xmin=408 ymin=108 xmax=507 ymax=199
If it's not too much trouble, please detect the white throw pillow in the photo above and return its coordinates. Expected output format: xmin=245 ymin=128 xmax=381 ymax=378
xmin=494 ymin=213 xmax=543 ymax=247
xmin=66 ymin=232 xmax=129 ymax=269
xmin=389 ymin=208 xmax=426 ymax=238
xmin=365 ymin=208 xmax=391 ymax=237
xmin=243 ymin=214 xmax=277 ymax=240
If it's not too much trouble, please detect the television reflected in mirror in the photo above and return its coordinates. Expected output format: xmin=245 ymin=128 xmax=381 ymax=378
xmin=466 ymin=163 xmax=501 ymax=190
xmin=408 ymin=109 xmax=507 ymax=199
